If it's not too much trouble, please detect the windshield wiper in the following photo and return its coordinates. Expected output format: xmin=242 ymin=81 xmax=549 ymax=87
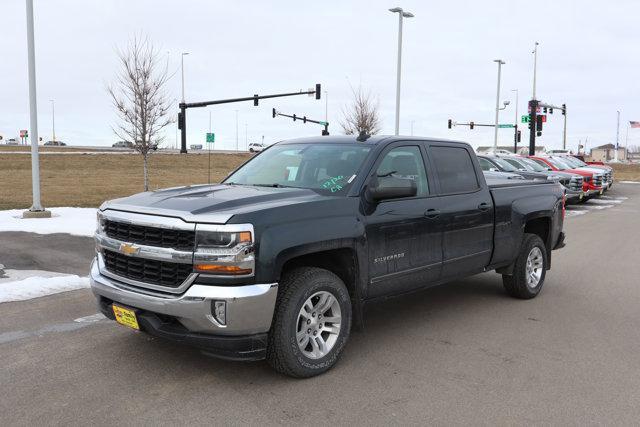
xmin=251 ymin=183 xmax=296 ymax=188
xmin=377 ymin=170 xmax=397 ymax=178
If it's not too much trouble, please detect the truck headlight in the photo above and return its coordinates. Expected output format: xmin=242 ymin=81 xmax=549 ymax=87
xmin=193 ymin=224 xmax=255 ymax=276
xmin=96 ymin=211 xmax=106 ymax=234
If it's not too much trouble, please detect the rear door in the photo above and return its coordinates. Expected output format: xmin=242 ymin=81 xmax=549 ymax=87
xmin=427 ymin=144 xmax=494 ymax=279
xmin=364 ymin=142 xmax=443 ymax=298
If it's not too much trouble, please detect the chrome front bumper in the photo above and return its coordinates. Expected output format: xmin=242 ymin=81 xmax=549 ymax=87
xmin=90 ymin=258 xmax=278 ymax=336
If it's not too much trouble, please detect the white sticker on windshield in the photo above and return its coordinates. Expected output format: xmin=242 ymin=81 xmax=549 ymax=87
xmin=347 ymin=174 xmax=356 ymax=183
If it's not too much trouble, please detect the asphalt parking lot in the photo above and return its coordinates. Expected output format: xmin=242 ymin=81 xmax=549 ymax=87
xmin=2 ymin=183 xmax=640 ymax=425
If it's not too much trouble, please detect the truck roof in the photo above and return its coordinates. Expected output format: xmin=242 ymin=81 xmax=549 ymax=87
xmin=276 ymin=135 xmax=470 ymax=147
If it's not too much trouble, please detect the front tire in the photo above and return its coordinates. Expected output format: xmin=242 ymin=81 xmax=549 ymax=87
xmin=502 ymin=233 xmax=548 ymax=299
xmin=267 ymin=267 xmax=352 ymax=378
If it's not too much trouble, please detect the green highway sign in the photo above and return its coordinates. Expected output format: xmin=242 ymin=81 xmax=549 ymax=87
xmin=206 ymin=132 xmax=215 ymax=143
xmin=521 ymin=115 xmax=530 ymax=123
xmin=498 ymin=124 xmax=515 ymax=128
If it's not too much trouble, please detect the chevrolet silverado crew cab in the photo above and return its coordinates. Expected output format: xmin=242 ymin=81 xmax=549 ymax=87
xmin=91 ymin=136 xmax=566 ymax=378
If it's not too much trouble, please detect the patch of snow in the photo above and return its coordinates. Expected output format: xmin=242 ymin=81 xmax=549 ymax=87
xmin=74 ymin=313 xmax=106 ymax=323
xmin=0 ymin=273 xmax=89 ymax=303
xmin=586 ymin=198 xmax=623 ymax=204
xmin=0 ymin=207 xmax=96 ymax=237
xmin=619 ymin=181 xmax=640 ymax=184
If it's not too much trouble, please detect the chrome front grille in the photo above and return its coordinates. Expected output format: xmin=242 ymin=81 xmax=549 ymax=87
xmin=103 ymin=249 xmax=192 ymax=288
xmin=593 ymin=174 xmax=603 ymax=187
xmin=568 ymin=176 xmax=583 ymax=191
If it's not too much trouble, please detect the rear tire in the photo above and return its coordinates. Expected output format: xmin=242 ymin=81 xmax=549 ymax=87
xmin=267 ymin=267 xmax=352 ymax=378
xmin=502 ymin=233 xmax=547 ymax=299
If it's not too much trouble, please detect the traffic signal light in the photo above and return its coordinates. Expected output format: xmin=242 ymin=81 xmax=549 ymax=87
xmin=272 ymin=108 xmax=276 ymax=118
xmin=536 ymin=115 xmax=544 ymax=131
xmin=303 ymin=116 xmax=307 ymax=123
xmin=448 ymin=119 xmax=452 ymax=129
xmin=562 ymin=104 xmax=566 ymax=115
xmin=253 ymin=94 xmax=259 ymax=106
xmin=517 ymin=130 xmax=521 ymax=142
xmin=293 ymin=114 xmax=297 ymax=121
xmin=470 ymin=121 xmax=475 ymax=130
xmin=543 ymin=107 xmax=548 ymax=114
xmin=549 ymin=108 xmax=553 ymax=114
xmin=178 ymin=112 xmax=184 ymax=129
xmin=315 ymin=84 xmax=321 ymax=100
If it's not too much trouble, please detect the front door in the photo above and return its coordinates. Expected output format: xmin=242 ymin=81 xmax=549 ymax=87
xmin=364 ymin=144 xmax=443 ymax=298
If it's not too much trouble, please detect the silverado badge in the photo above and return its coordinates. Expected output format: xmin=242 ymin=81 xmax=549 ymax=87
xmin=119 ymin=242 xmax=141 ymax=256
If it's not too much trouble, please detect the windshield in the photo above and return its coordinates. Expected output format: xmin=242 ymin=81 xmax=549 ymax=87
xmin=546 ymin=157 xmax=571 ymax=170
xmin=561 ymin=156 xmax=585 ymax=167
xmin=224 ymin=143 xmax=371 ymax=194
xmin=519 ymin=157 xmax=547 ymax=172
xmin=501 ymin=157 xmax=529 ymax=171
xmin=490 ymin=157 xmax=518 ymax=172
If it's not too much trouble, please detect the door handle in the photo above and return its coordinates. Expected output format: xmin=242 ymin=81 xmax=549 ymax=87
xmin=424 ymin=208 xmax=440 ymax=219
xmin=477 ymin=202 xmax=490 ymax=212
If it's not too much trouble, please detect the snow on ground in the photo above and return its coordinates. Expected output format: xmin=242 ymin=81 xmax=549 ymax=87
xmin=619 ymin=181 xmax=640 ymax=184
xmin=0 ymin=270 xmax=89 ymax=303
xmin=0 ymin=207 xmax=96 ymax=236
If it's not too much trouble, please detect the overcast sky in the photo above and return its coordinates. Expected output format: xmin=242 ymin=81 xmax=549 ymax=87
xmin=2 ymin=0 xmax=639 ymax=152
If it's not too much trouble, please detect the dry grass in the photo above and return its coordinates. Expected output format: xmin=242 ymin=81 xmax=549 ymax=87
xmin=0 ymin=152 xmax=251 ymax=210
xmin=609 ymin=163 xmax=640 ymax=182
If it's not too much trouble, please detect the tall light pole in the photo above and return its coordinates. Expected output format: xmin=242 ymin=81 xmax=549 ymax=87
xmin=615 ymin=110 xmax=620 ymax=162
xmin=50 ymin=99 xmax=55 ymax=143
xmin=23 ymin=0 xmax=48 ymax=217
xmin=410 ymin=120 xmax=415 ymax=136
xmin=389 ymin=7 xmax=414 ymax=136
xmin=511 ymin=89 xmax=518 ymax=152
xmin=493 ymin=59 xmax=505 ymax=148
xmin=180 ymin=52 xmax=189 ymax=103
xmin=245 ymin=123 xmax=248 ymax=149
xmin=532 ymin=42 xmax=539 ymax=99
xmin=324 ymin=90 xmax=328 ymax=122
xmin=235 ymin=110 xmax=239 ymax=151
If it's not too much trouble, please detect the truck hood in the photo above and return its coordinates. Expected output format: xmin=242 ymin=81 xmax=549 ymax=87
xmin=100 ymin=184 xmax=328 ymax=224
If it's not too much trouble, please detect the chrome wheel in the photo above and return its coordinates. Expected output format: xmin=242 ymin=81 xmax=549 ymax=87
xmin=525 ymin=247 xmax=544 ymax=289
xmin=296 ymin=291 xmax=342 ymax=359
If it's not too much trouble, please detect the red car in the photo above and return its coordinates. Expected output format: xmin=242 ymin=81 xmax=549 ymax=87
xmin=529 ymin=156 xmax=603 ymax=197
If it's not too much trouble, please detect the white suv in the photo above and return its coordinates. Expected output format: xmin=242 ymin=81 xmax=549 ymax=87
xmin=248 ymin=143 xmax=265 ymax=153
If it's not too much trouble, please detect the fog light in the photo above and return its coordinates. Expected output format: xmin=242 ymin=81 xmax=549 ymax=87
xmin=212 ymin=300 xmax=227 ymax=326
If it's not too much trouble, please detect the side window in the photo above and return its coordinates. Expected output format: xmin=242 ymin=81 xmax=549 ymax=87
xmin=375 ymin=146 xmax=429 ymax=197
xmin=431 ymin=146 xmax=479 ymax=194
xmin=478 ymin=157 xmax=494 ymax=171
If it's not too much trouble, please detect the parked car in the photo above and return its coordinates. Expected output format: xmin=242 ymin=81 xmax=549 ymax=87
xmin=91 ymin=135 xmax=566 ymax=378
xmin=44 ymin=140 xmax=66 ymax=146
xmin=548 ymin=155 xmax=609 ymax=193
xmin=477 ymin=154 xmax=550 ymax=181
xmin=561 ymin=155 xmax=613 ymax=189
xmin=482 ymin=170 xmax=526 ymax=180
xmin=112 ymin=141 xmax=134 ymax=149
xmin=248 ymin=142 xmax=265 ymax=153
xmin=529 ymin=156 xmax=604 ymax=197
xmin=509 ymin=156 xmax=585 ymax=204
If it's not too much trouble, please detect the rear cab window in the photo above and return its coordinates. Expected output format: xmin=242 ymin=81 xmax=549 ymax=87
xmin=430 ymin=146 xmax=480 ymax=194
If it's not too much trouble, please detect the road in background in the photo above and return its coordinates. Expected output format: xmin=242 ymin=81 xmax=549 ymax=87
xmin=1 ymin=184 xmax=639 ymax=425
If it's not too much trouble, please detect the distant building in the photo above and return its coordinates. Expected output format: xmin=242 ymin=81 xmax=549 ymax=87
xmin=589 ymin=144 xmax=627 ymax=162
xmin=476 ymin=145 xmax=546 ymax=155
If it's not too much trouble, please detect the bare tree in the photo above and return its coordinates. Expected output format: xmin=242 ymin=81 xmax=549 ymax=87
xmin=340 ymin=85 xmax=382 ymax=136
xmin=108 ymin=35 xmax=173 ymax=191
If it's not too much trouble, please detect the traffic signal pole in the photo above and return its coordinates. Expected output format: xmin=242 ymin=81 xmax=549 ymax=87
xmin=178 ymin=84 xmax=321 ymax=153
xmin=272 ymin=108 xmax=329 ymax=135
xmin=528 ymin=99 xmax=538 ymax=155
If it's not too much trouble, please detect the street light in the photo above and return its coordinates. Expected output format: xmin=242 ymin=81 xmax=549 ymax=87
xmin=512 ymin=89 xmax=519 ymax=153
xmin=50 ymin=99 xmax=55 ymax=143
xmin=389 ymin=7 xmax=414 ymax=136
xmin=181 ymin=52 xmax=189 ymax=103
xmin=532 ymin=42 xmax=539 ymax=100
xmin=493 ymin=59 xmax=505 ymax=148
xmin=235 ymin=110 xmax=239 ymax=151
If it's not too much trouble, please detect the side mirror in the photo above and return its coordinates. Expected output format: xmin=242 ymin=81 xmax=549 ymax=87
xmin=489 ymin=167 xmax=498 ymax=172
xmin=366 ymin=176 xmax=417 ymax=202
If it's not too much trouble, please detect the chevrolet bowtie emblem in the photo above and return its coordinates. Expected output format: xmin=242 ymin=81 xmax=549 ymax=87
xmin=119 ymin=242 xmax=141 ymax=256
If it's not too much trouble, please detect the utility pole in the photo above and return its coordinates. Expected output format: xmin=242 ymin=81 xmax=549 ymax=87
xmin=615 ymin=110 xmax=620 ymax=162
xmin=493 ymin=59 xmax=505 ymax=148
xmin=410 ymin=120 xmax=414 ymax=136
xmin=245 ymin=123 xmax=248 ymax=149
xmin=529 ymin=42 xmax=540 ymax=156
xmin=389 ymin=7 xmax=414 ymax=136
xmin=235 ymin=110 xmax=239 ymax=151
xmin=179 ymin=52 xmax=189 ymax=154
xmin=23 ymin=0 xmax=49 ymax=217
xmin=562 ymin=104 xmax=568 ymax=150
xmin=325 ymin=90 xmax=328 ymax=122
